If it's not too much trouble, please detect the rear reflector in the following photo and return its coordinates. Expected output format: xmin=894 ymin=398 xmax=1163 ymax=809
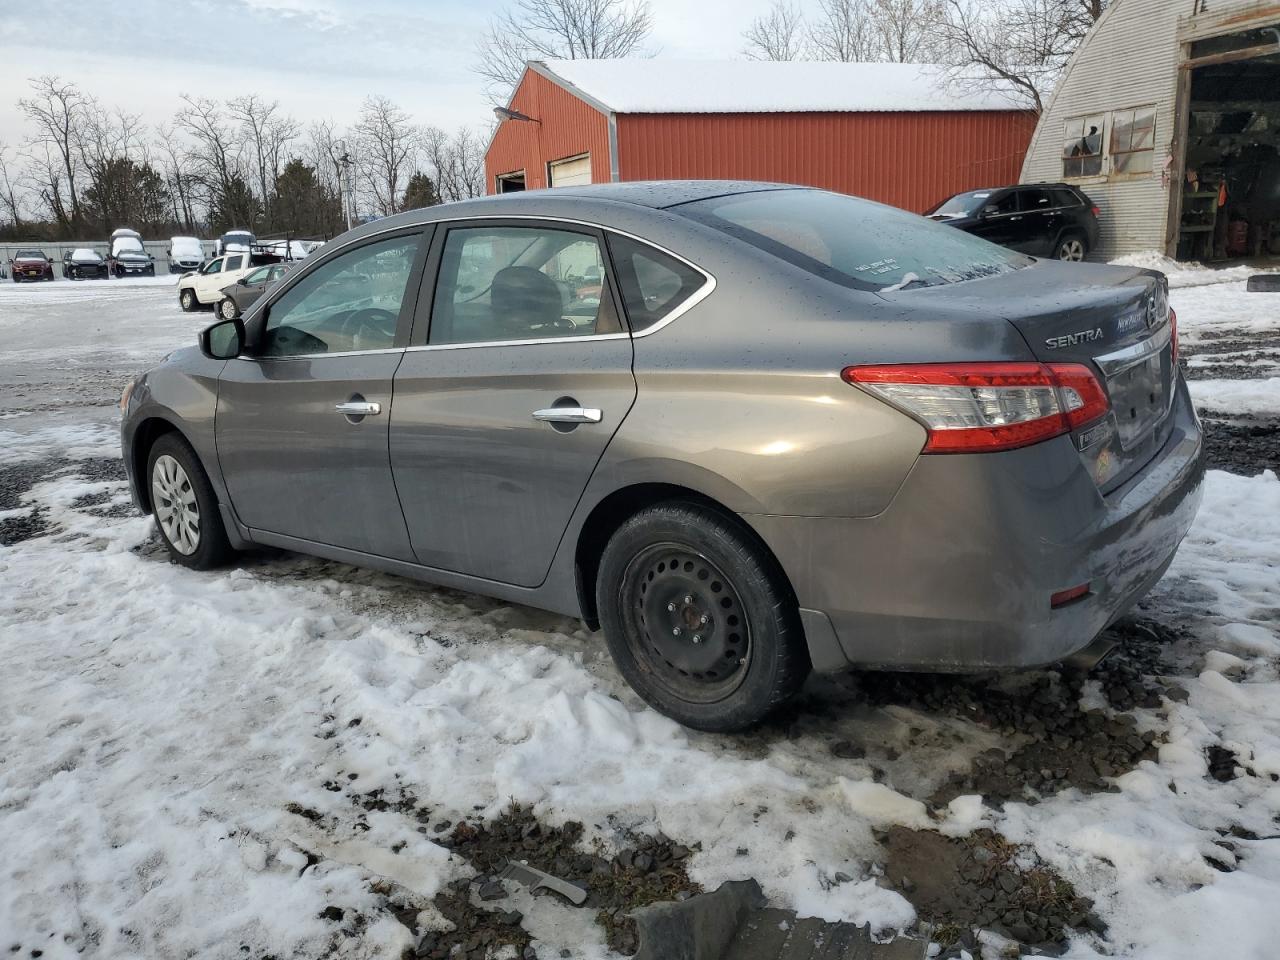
xmin=1051 ymin=583 xmax=1091 ymax=608
xmin=842 ymin=362 xmax=1110 ymax=454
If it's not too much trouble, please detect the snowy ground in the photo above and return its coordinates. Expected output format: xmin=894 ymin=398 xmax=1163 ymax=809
xmin=0 ymin=263 xmax=1278 ymax=960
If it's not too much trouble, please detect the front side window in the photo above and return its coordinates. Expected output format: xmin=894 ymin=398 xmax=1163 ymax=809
xmin=261 ymin=234 xmax=421 ymax=357
xmin=679 ymin=189 xmax=1029 ymax=292
xmin=983 ymin=192 xmax=1019 ymax=217
xmin=202 ymin=258 xmax=224 ymax=275
xmin=1110 ymin=105 xmax=1156 ymax=175
xmin=244 ymin=266 xmax=272 ymax=285
xmin=429 ymin=226 xmax=617 ymax=345
xmin=1063 ymin=114 xmax=1106 ymax=178
xmin=608 ymin=234 xmax=707 ymax=331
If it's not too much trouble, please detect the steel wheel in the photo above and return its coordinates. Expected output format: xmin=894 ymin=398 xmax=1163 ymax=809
xmin=151 ymin=454 xmax=201 ymax=555
xmin=1057 ymin=237 xmax=1086 ymax=261
xmin=622 ymin=542 xmax=752 ymax=705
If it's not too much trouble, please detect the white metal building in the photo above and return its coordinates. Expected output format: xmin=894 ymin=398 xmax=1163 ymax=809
xmin=1021 ymin=0 xmax=1280 ymax=261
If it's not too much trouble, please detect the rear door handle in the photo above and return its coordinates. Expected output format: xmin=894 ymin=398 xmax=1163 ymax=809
xmin=335 ymin=401 xmax=381 ymax=416
xmin=532 ymin=407 xmax=602 ymax=424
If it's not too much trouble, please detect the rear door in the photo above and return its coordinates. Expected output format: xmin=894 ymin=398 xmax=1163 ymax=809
xmin=215 ymin=229 xmax=429 ymax=559
xmin=389 ymin=220 xmax=636 ymax=587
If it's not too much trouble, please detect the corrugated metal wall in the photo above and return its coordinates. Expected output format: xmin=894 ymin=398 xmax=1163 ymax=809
xmin=1021 ymin=0 xmax=1279 ymax=260
xmin=1021 ymin=0 xmax=1184 ymax=259
xmin=485 ymin=71 xmax=611 ymax=192
xmin=616 ymin=112 xmax=1036 ymax=213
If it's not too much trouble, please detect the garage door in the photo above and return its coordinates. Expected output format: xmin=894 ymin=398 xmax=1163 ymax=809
xmin=549 ymin=155 xmax=592 ymax=187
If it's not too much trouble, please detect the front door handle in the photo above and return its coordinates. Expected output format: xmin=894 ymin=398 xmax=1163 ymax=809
xmin=335 ymin=401 xmax=381 ymax=416
xmin=532 ymin=406 xmax=602 ymax=424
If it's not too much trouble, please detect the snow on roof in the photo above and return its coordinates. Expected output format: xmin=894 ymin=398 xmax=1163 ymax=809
xmin=534 ymin=59 xmax=1022 ymax=114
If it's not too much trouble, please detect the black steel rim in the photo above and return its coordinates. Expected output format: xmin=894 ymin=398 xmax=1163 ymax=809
xmin=621 ymin=542 xmax=752 ymax=704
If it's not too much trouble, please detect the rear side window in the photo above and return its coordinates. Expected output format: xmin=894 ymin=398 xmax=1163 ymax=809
xmin=679 ymin=189 xmax=1029 ymax=292
xmin=1052 ymin=189 xmax=1082 ymax=208
xmin=607 ymin=234 xmax=707 ymax=332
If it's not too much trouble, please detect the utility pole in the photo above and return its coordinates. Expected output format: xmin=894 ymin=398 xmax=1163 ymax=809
xmin=333 ymin=139 xmax=355 ymax=232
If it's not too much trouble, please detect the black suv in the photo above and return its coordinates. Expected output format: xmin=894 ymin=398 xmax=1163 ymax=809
xmin=927 ymin=184 xmax=1101 ymax=261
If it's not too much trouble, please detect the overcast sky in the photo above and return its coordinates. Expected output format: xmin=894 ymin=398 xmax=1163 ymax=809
xmin=0 ymin=0 xmax=761 ymax=144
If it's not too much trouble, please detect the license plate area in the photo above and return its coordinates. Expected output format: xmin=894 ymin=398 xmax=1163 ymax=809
xmin=1107 ymin=350 xmax=1170 ymax=449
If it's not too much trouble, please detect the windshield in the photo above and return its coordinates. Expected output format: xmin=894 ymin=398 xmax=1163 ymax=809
xmin=171 ymin=238 xmax=202 ymax=256
xmin=113 ymin=237 xmax=144 ymax=254
xmin=72 ymin=248 xmax=99 ymax=260
xmin=929 ymin=191 xmax=995 ymax=218
xmin=15 ymin=249 xmax=43 ymax=259
xmin=679 ymin=189 xmax=1030 ymax=292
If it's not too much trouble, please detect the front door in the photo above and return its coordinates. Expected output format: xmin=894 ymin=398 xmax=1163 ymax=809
xmin=390 ymin=221 xmax=636 ymax=587
xmin=215 ymin=230 xmax=429 ymax=560
xmin=969 ymin=190 xmax=1023 ymax=250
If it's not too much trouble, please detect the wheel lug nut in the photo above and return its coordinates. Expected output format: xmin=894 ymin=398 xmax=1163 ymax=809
xmin=667 ymin=602 xmax=676 ymax=612
xmin=692 ymin=635 xmax=702 ymax=644
xmin=683 ymin=595 xmax=693 ymax=605
xmin=699 ymin=614 xmax=709 ymax=625
xmin=672 ymin=627 xmax=682 ymax=637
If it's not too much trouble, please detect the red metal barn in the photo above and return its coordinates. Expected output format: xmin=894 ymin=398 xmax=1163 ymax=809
xmin=485 ymin=60 xmax=1038 ymax=213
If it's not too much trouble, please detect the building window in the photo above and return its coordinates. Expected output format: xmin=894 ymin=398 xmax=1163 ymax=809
xmin=1110 ymin=105 xmax=1157 ymax=176
xmin=1062 ymin=115 xmax=1106 ymax=179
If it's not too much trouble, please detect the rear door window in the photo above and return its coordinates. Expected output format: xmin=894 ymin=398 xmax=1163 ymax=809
xmin=679 ymin=188 xmax=1029 ymax=292
xmin=607 ymin=235 xmax=707 ymax=332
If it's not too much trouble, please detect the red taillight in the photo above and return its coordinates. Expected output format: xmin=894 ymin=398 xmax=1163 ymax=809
xmin=1050 ymin=583 xmax=1091 ymax=608
xmin=1169 ymin=308 xmax=1179 ymax=366
xmin=842 ymin=362 xmax=1110 ymax=454
xmin=1091 ymin=205 xmax=1101 ymax=218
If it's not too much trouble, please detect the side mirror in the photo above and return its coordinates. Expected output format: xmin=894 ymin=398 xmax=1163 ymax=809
xmin=237 ymin=277 xmax=249 ymax=285
xmin=199 ymin=317 xmax=245 ymax=360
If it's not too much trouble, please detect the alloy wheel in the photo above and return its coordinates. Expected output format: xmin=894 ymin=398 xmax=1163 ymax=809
xmin=151 ymin=454 xmax=201 ymax=555
xmin=1058 ymin=238 xmax=1085 ymax=261
xmin=622 ymin=543 xmax=752 ymax=705
xmin=220 ymin=298 xmax=238 ymax=321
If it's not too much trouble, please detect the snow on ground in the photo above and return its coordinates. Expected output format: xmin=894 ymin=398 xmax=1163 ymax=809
xmin=1187 ymin=378 xmax=1280 ymax=416
xmin=1112 ymin=251 xmax=1280 ymax=290
xmin=1 ymin=270 xmax=1279 ymax=959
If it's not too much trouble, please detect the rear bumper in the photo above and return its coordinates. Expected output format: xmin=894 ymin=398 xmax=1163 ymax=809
xmin=745 ymin=376 xmax=1205 ymax=673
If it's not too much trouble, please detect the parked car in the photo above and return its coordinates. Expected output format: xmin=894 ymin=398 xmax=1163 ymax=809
xmin=176 ymin=251 xmax=262 ymax=311
xmin=927 ymin=184 xmax=1101 ymax=261
xmin=214 ymin=230 xmax=255 ymax=256
xmin=168 ymin=236 xmax=205 ymax=274
xmin=62 ymin=248 xmax=109 ymax=279
xmin=120 ymin=181 xmax=1203 ymax=732
xmin=108 ymin=228 xmax=156 ymax=277
xmin=216 ymin=262 xmax=290 ymax=320
xmin=9 ymin=249 xmax=54 ymax=282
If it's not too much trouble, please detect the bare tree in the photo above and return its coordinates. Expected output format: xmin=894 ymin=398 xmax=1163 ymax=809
xmin=0 ymin=141 xmax=24 ymax=229
xmin=228 ymin=95 xmax=299 ymax=215
xmin=155 ymin=123 xmax=200 ymax=230
xmin=743 ymin=1 xmax=809 ymax=60
xmin=353 ymin=96 xmax=418 ymax=217
xmin=17 ymin=76 xmax=88 ymax=231
xmin=935 ymin=0 xmax=1105 ymax=112
xmin=809 ymin=0 xmax=881 ymax=61
xmin=77 ymin=100 xmax=147 ymax=231
xmin=871 ymin=0 xmax=944 ymax=62
xmin=422 ymin=127 xmax=486 ymax=204
xmin=174 ymin=95 xmax=255 ymax=226
xmin=476 ymin=0 xmax=653 ymax=104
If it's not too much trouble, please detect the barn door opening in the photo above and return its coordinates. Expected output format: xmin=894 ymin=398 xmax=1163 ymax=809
xmin=496 ymin=171 xmax=526 ymax=193
xmin=1175 ymin=25 xmax=1280 ymax=262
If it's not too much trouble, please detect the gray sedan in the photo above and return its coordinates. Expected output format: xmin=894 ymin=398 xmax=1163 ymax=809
xmin=217 ymin=263 xmax=290 ymax=320
xmin=120 ymin=182 xmax=1204 ymax=732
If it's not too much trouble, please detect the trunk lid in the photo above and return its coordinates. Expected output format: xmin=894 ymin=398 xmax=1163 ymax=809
xmin=877 ymin=260 xmax=1176 ymax=493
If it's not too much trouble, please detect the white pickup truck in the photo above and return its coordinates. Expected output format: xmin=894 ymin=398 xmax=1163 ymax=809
xmin=177 ymin=251 xmax=261 ymax=311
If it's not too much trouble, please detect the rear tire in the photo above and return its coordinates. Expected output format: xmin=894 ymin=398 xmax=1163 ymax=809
xmin=596 ymin=502 xmax=810 ymax=732
xmin=1054 ymin=234 xmax=1087 ymax=262
xmin=179 ymin=288 xmax=197 ymax=312
xmin=146 ymin=432 xmax=234 ymax=570
xmin=218 ymin=297 xmax=239 ymax=321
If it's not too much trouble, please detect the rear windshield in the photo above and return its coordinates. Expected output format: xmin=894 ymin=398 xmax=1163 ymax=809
xmin=679 ymin=189 xmax=1030 ymax=292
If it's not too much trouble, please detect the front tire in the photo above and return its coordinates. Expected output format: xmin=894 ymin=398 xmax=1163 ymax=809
xmin=597 ymin=502 xmax=810 ymax=732
xmin=179 ymin=288 xmax=198 ymax=312
xmin=146 ymin=432 xmax=234 ymax=569
xmin=1054 ymin=235 xmax=1087 ymax=262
